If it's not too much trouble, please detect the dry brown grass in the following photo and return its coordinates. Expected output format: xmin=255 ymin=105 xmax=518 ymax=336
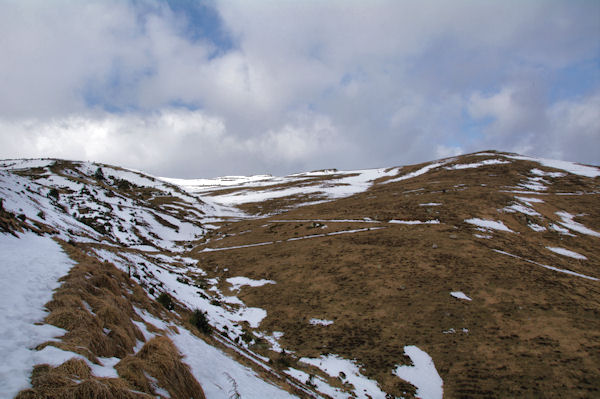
xmin=117 ymin=336 xmax=205 ymax=399
xmin=15 ymin=359 xmax=149 ymax=399
xmin=191 ymin=154 xmax=600 ymax=398
xmin=0 ymin=207 xmax=24 ymax=235
xmin=16 ymin=241 xmax=207 ymax=399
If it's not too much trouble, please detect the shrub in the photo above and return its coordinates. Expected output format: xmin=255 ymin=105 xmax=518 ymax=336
xmin=240 ymin=330 xmax=253 ymax=343
xmin=94 ymin=167 xmax=105 ymax=180
xmin=116 ymin=179 xmax=131 ymax=190
xmin=48 ymin=188 xmax=59 ymax=199
xmin=276 ymin=349 xmax=292 ymax=367
xmin=190 ymin=309 xmax=211 ymax=334
xmin=157 ymin=292 xmax=174 ymax=310
xmin=37 ymin=211 xmax=45 ymax=220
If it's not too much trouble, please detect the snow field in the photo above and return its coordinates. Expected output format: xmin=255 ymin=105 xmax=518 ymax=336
xmin=134 ymin=309 xmax=297 ymax=399
xmin=300 ymin=355 xmax=387 ymax=399
xmin=504 ymin=155 xmax=600 ymax=178
xmin=165 ymin=167 xmax=401 ymax=210
xmin=0 ymin=233 xmax=75 ymax=397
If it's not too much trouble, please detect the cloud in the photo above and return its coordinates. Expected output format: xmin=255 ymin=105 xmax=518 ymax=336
xmin=467 ymin=86 xmax=600 ymax=164
xmin=0 ymin=109 xmax=353 ymax=178
xmin=0 ymin=0 xmax=598 ymax=175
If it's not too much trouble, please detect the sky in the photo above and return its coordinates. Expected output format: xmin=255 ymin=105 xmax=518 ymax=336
xmin=0 ymin=0 xmax=598 ymax=178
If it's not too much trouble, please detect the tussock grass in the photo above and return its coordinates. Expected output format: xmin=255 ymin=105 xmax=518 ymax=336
xmin=117 ymin=336 xmax=205 ymax=399
xmin=16 ymin=359 xmax=149 ymax=399
xmin=17 ymin=242 xmax=207 ymax=399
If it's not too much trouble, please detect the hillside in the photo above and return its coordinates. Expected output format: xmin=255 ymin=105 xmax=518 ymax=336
xmin=0 ymin=151 xmax=598 ymax=398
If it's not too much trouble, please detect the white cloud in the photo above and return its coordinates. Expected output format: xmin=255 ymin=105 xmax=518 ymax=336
xmin=436 ymin=145 xmax=463 ymax=159
xmin=258 ymin=113 xmax=343 ymax=163
xmin=0 ymin=0 xmax=598 ymax=174
xmin=0 ymin=110 xmax=226 ymax=175
xmin=545 ymin=92 xmax=600 ymax=163
xmin=467 ymin=86 xmax=600 ymax=164
xmin=0 ymin=110 xmax=353 ymax=178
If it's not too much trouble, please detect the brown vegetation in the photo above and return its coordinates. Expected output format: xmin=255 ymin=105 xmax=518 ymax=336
xmin=16 ymin=241 xmax=206 ymax=399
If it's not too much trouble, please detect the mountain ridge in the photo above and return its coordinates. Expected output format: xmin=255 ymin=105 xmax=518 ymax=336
xmin=0 ymin=150 xmax=598 ymax=398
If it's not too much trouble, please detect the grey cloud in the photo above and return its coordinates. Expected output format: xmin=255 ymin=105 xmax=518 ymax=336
xmin=0 ymin=0 xmax=598 ymax=176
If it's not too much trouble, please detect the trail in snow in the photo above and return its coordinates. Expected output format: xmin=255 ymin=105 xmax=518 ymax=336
xmin=0 ymin=233 xmax=75 ymax=397
xmin=493 ymin=250 xmax=597 ymax=281
xmin=201 ymin=227 xmax=384 ymax=252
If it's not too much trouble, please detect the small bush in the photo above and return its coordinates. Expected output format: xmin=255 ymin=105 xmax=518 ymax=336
xmin=157 ymin=292 xmax=174 ymax=310
xmin=116 ymin=179 xmax=131 ymax=190
xmin=190 ymin=309 xmax=211 ymax=334
xmin=37 ymin=211 xmax=45 ymax=220
xmin=276 ymin=349 xmax=292 ymax=367
xmin=48 ymin=188 xmax=59 ymax=199
xmin=94 ymin=167 xmax=105 ymax=180
xmin=240 ymin=330 xmax=253 ymax=344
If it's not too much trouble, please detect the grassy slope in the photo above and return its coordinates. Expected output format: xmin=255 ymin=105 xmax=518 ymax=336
xmin=193 ymin=153 xmax=600 ymax=397
xmin=2 ymin=153 xmax=599 ymax=398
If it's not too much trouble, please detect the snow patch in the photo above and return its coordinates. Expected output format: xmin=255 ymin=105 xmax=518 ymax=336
xmin=450 ymin=292 xmax=472 ymax=301
xmin=394 ymin=346 xmax=443 ymax=399
xmin=385 ymin=162 xmax=445 ymax=184
xmin=494 ymin=250 xmax=597 ymax=281
xmin=546 ymin=247 xmax=587 ymax=260
xmin=465 ymin=218 xmax=513 ymax=232
xmin=134 ymin=314 xmax=297 ymax=398
xmin=309 ymin=318 xmax=334 ymax=326
xmin=300 ymin=354 xmax=386 ymax=399
xmin=555 ymin=211 xmax=600 ymax=237
xmin=504 ymin=155 xmax=600 ymax=178
xmin=530 ymin=168 xmax=565 ymax=178
xmin=549 ymin=223 xmax=576 ymax=236
xmin=227 ymin=276 xmax=276 ymax=291
xmin=528 ymin=223 xmax=547 ymax=232
xmin=389 ymin=219 xmax=440 ymax=225
xmin=445 ymin=159 xmax=510 ymax=170
xmin=503 ymin=203 xmax=540 ymax=216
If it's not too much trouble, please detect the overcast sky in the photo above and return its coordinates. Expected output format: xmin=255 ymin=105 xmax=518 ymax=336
xmin=0 ymin=0 xmax=598 ymax=178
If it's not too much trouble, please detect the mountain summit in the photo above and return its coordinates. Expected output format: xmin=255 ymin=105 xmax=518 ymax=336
xmin=1 ymin=151 xmax=598 ymax=398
